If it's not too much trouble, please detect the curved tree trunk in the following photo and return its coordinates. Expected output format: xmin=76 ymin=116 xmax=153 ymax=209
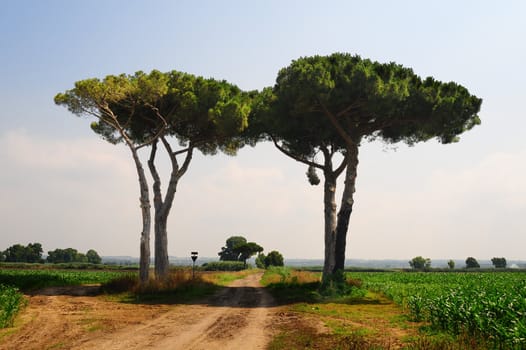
xmin=334 ymin=144 xmax=359 ymax=272
xmin=130 ymin=148 xmax=151 ymax=284
xmin=322 ymin=172 xmax=338 ymax=281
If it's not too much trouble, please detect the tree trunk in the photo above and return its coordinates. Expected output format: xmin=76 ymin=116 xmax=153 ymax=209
xmin=130 ymin=148 xmax=151 ymax=284
xmin=148 ymin=142 xmax=170 ymax=280
xmin=149 ymin=139 xmax=193 ymax=280
xmin=322 ymin=172 xmax=338 ymax=281
xmin=154 ymin=212 xmax=170 ymax=278
xmin=334 ymin=144 xmax=359 ymax=272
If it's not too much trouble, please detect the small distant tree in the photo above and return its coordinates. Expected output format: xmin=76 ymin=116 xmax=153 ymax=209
xmin=86 ymin=249 xmax=102 ymax=264
xmin=264 ymin=251 xmax=284 ymax=268
xmin=447 ymin=259 xmax=455 ymax=269
xmin=218 ymin=236 xmax=247 ymax=261
xmin=234 ymin=242 xmax=263 ymax=268
xmin=491 ymin=257 xmax=507 ymax=268
xmin=409 ymin=256 xmax=431 ymax=270
xmin=465 ymin=257 xmax=480 ymax=268
xmin=255 ymin=253 xmax=266 ymax=269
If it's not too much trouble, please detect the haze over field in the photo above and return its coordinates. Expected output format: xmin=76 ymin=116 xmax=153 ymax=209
xmin=1 ymin=1 xmax=525 ymax=260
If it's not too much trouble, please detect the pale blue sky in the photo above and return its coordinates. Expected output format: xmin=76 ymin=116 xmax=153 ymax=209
xmin=1 ymin=1 xmax=525 ymax=261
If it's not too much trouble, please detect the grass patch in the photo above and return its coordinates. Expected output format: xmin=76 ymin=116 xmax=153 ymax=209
xmin=262 ymin=267 xmax=366 ymax=304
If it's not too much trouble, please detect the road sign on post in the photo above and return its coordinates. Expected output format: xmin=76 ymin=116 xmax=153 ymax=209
xmin=191 ymin=251 xmax=198 ymax=279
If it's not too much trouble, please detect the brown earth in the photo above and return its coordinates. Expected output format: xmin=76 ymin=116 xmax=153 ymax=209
xmin=0 ymin=272 xmax=284 ymax=350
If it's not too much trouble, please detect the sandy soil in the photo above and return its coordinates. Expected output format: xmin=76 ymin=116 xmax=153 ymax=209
xmin=0 ymin=273 xmax=280 ymax=350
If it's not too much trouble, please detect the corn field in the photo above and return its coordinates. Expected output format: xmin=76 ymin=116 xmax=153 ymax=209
xmin=0 ymin=284 xmax=24 ymax=328
xmin=352 ymin=272 xmax=526 ymax=347
xmin=0 ymin=269 xmax=131 ymax=290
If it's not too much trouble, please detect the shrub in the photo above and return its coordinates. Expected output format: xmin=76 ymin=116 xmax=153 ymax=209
xmin=255 ymin=253 xmax=266 ymax=269
xmin=409 ymin=256 xmax=431 ymax=270
xmin=465 ymin=257 xmax=480 ymax=268
xmin=265 ymin=251 xmax=284 ymax=268
xmin=201 ymin=261 xmax=248 ymax=271
xmin=447 ymin=259 xmax=455 ymax=269
xmin=491 ymin=257 xmax=507 ymax=268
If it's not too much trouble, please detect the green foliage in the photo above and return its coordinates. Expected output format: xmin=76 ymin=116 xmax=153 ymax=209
xmin=86 ymin=249 xmax=102 ymax=264
xmin=409 ymin=256 xmax=431 ymax=270
xmin=256 ymin=53 xmax=482 ymax=159
xmin=0 ymin=269 xmax=129 ymax=291
xmin=233 ymin=242 xmax=263 ymax=267
xmin=354 ymin=271 xmax=526 ymax=347
xmin=217 ymin=236 xmax=263 ymax=267
xmin=55 ymin=70 xmax=252 ymax=155
xmin=491 ymin=257 xmax=507 ymax=268
xmin=0 ymin=284 xmax=24 ymax=328
xmin=2 ymin=243 xmax=43 ymax=263
xmin=465 ymin=257 xmax=480 ymax=268
xmin=46 ymin=248 xmax=88 ymax=264
xmin=218 ymin=236 xmax=247 ymax=261
xmin=255 ymin=253 xmax=266 ymax=269
xmin=264 ymin=250 xmax=284 ymax=268
xmin=306 ymin=165 xmax=320 ymax=185
xmin=447 ymin=260 xmax=455 ymax=269
xmin=262 ymin=267 xmax=365 ymax=304
xmin=201 ymin=261 xmax=248 ymax=271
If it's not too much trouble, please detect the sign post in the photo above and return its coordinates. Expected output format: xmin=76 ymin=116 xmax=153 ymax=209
xmin=191 ymin=251 xmax=198 ymax=279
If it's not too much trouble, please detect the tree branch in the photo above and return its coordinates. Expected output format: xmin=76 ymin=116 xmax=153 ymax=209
xmin=160 ymin=136 xmax=193 ymax=180
xmin=270 ymin=135 xmax=324 ymax=170
xmin=318 ymin=99 xmax=357 ymax=148
xmin=334 ymin=152 xmax=349 ymax=178
xmin=135 ymin=104 xmax=169 ymax=151
xmin=148 ymin=140 xmax=163 ymax=209
xmin=335 ymin=99 xmax=364 ymax=118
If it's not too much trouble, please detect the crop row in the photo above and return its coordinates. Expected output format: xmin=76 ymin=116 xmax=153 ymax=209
xmin=352 ymin=272 xmax=526 ymax=347
xmin=0 ymin=284 xmax=24 ymax=328
xmin=0 ymin=269 xmax=132 ymax=291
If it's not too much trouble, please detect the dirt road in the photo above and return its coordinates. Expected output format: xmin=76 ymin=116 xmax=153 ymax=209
xmin=0 ymin=272 xmax=278 ymax=350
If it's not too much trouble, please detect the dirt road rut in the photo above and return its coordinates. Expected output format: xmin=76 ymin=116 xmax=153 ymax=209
xmin=80 ymin=272 xmax=275 ymax=350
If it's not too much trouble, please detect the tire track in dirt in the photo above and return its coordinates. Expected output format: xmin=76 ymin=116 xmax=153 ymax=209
xmin=76 ymin=272 xmax=276 ymax=350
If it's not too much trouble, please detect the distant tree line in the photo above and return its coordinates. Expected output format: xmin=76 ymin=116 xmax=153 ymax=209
xmin=0 ymin=243 xmax=101 ymax=264
xmin=409 ymin=256 xmax=509 ymax=270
